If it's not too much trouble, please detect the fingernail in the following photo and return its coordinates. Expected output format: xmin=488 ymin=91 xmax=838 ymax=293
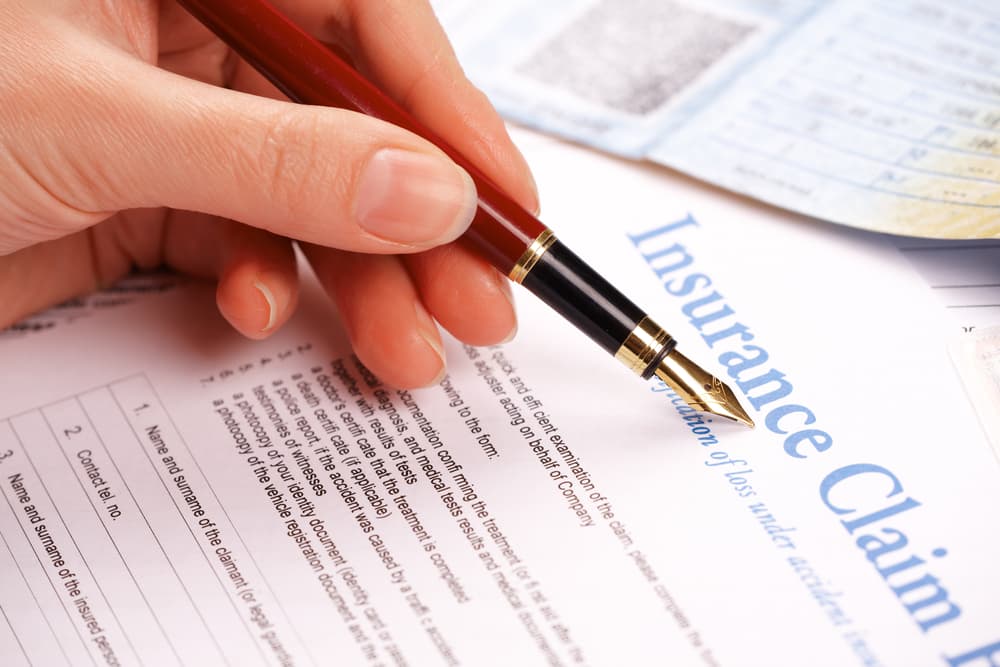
xmin=525 ymin=167 xmax=541 ymax=217
xmin=507 ymin=138 xmax=541 ymax=216
xmin=253 ymin=279 xmax=279 ymax=332
xmin=500 ymin=325 xmax=518 ymax=344
xmin=428 ymin=364 xmax=448 ymax=387
xmin=356 ymin=149 xmax=478 ymax=245
xmin=251 ymin=271 xmax=295 ymax=335
xmin=414 ymin=302 xmax=447 ymax=386
xmin=495 ymin=270 xmax=518 ymax=343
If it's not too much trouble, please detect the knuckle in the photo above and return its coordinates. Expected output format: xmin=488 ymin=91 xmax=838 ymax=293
xmin=248 ymin=108 xmax=329 ymax=225
xmin=397 ymin=41 xmax=454 ymax=111
xmin=0 ymin=149 xmax=107 ymax=248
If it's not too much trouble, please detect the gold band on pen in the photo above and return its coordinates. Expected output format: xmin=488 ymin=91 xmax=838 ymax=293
xmin=615 ymin=317 xmax=673 ymax=375
xmin=509 ymin=229 xmax=557 ymax=284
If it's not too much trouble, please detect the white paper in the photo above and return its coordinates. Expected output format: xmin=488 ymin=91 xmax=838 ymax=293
xmin=1 ymin=137 xmax=999 ymax=667
xmin=950 ymin=325 xmax=1000 ymax=465
xmin=891 ymin=236 xmax=1000 ymax=329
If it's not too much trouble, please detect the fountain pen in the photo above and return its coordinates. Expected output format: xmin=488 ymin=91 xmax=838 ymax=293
xmin=177 ymin=0 xmax=754 ymax=428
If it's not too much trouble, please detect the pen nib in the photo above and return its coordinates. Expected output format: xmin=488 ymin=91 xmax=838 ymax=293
xmin=654 ymin=350 xmax=755 ymax=428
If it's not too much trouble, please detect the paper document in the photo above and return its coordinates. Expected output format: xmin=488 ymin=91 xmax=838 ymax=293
xmin=892 ymin=237 xmax=1000 ymax=329
xmin=951 ymin=325 xmax=1000 ymax=465
xmin=433 ymin=0 xmax=1000 ymax=238
xmin=891 ymin=236 xmax=1000 ymax=461
xmin=1 ymin=139 xmax=999 ymax=666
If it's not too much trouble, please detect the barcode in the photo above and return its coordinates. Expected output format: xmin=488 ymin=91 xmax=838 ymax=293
xmin=517 ymin=0 xmax=755 ymax=115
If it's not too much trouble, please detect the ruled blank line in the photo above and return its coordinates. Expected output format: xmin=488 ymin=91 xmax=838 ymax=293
xmin=898 ymin=244 xmax=1000 ymax=251
xmin=932 ymin=283 xmax=1000 ymax=289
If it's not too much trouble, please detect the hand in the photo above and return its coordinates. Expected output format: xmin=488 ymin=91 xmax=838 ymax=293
xmin=0 ymin=0 xmax=538 ymax=386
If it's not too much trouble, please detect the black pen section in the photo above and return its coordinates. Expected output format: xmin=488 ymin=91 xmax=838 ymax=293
xmin=520 ymin=240 xmax=673 ymax=377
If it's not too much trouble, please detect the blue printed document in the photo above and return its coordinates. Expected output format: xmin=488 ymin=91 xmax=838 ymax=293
xmin=1 ymin=129 xmax=998 ymax=666
xmin=433 ymin=0 xmax=1000 ymax=239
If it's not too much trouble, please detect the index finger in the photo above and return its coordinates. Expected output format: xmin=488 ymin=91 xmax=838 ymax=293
xmin=271 ymin=0 xmax=540 ymax=215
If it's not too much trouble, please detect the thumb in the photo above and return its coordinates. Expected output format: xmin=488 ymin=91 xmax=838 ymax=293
xmin=7 ymin=52 xmax=478 ymax=254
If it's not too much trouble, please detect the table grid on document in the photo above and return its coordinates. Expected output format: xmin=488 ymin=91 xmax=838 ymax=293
xmin=0 ymin=375 xmax=251 ymax=667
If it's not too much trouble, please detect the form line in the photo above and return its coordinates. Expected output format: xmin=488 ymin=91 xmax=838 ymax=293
xmin=829 ymin=47 xmax=1000 ymax=108
xmin=137 ymin=375 xmax=321 ymax=667
xmin=0 ymin=482 xmax=71 ymax=666
xmin=784 ymin=67 xmax=1000 ymax=135
xmin=764 ymin=89 xmax=1000 ymax=161
xmin=932 ymin=283 xmax=1000 ymax=289
xmin=736 ymin=112 xmax=1000 ymax=186
xmin=847 ymin=25 xmax=1000 ymax=88
xmin=871 ymin=1 xmax=1000 ymax=52
xmin=0 ymin=602 xmax=32 ymax=667
xmin=709 ymin=133 xmax=1000 ymax=209
xmin=1 ymin=423 xmax=96 ymax=667
xmin=74 ymin=390 xmax=230 ymax=666
xmin=107 ymin=384 xmax=267 ymax=665
xmin=11 ymin=419 xmax=142 ymax=665
xmin=899 ymin=243 xmax=1000 ymax=251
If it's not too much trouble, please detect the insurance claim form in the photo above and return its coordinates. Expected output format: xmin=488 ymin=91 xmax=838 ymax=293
xmin=1 ymin=136 xmax=999 ymax=667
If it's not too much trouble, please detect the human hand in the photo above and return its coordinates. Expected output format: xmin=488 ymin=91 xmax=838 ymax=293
xmin=0 ymin=0 xmax=538 ymax=386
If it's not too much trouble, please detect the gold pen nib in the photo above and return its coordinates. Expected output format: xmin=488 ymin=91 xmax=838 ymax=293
xmin=654 ymin=350 xmax=755 ymax=428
